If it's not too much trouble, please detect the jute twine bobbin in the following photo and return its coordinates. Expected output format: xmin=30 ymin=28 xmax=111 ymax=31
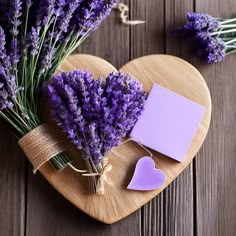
xmin=18 ymin=124 xmax=64 ymax=173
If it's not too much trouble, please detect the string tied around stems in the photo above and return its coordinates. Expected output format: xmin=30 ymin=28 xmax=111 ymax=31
xmin=68 ymin=137 xmax=153 ymax=195
xmin=82 ymin=160 xmax=113 ymax=195
xmin=68 ymin=159 xmax=113 ymax=195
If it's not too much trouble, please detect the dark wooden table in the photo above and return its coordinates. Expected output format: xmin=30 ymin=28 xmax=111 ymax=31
xmin=1 ymin=0 xmax=236 ymax=235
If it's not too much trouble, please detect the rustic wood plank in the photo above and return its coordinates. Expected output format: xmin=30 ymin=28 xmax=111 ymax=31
xmin=0 ymin=126 xmax=26 ymax=236
xmin=26 ymin=5 xmax=141 ymax=235
xmin=165 ymin=1 xmax=195 ymax=236
xmin=0 ymin=2 xmax=26 ymax=235
xmin=79 ymin=5 xmax=130 ymax=69
xmin=130 ymin=1 xmax=196 ymax=235
xmin=194 ymin=1 xmax=236 ymax=235
xmin=130 ymin=1 xmax=166 ymax=235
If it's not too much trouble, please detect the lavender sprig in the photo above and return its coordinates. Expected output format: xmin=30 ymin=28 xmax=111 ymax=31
xmin=9 ymin=0 xmax=23 ymax=65
xmin=0 ymin=0 xmax=116 ymax=170
xmin=174 ymin=12 xmax=236 ymax=63
xmin=46 ymin=70 xmax=147 ymax=166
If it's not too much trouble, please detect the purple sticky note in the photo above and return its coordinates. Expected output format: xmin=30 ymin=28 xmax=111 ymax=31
xmin=130 ymin=84 xmax=205 ymax=162
xmin=127 ymin=157 xmax=166 ymax=191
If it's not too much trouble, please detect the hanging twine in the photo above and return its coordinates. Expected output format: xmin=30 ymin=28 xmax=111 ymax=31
xmin=121 ymin=137 xmax=153 ymax=158
xmin=18 ymin=124 xmax=65 ymax=173
xmin=115 ymin=2 xmax=145 ymax=26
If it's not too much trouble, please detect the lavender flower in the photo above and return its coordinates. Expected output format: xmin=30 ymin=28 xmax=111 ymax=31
xmin=71 ymin=0 xmax=116 ymax=33
xmin=39 ymin=46 xmax=55 ymax=74
xmin=46 ymin=70 xmax=146 ymax=165
xmin=28 ymin=27 xmax=39 ymax=56
xmin=9 ymin=0 xmax=23 ymax=37
xmin=0 ymin=26 xmax=16 ymax=110
xmin=185 ymin=12 xmax=219 ymax=32
xmin=36 ymin=0 xmax=56 ymax=27
xmin=0 ymin=0 xmax=115 ymax=169
xmin=0 ymin=27 xmax=6 ymax=59
xmin=9 ymin=0 xmax=23 ymax=64
xmin=0 ymin=66 xmax=17 ymax=110
xmin=174 ymin=12 xmax=236 ymax=63
xmin=206 ymin=37 xmax=226 ymax=63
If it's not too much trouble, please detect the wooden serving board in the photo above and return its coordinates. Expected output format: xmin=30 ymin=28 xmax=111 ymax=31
xmin=39 ymin=54 xmax=211 ymax=224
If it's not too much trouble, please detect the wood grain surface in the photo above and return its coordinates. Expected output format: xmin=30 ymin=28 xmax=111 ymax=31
xmin=0 ymin=0 xmax=236 ymax=235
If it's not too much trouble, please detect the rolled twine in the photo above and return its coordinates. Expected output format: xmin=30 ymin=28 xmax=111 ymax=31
xmin=18 ymin=124 xmax=64 ymax=173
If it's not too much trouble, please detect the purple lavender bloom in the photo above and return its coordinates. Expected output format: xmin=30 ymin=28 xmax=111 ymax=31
xmin=0 ymin=26 xmax=16 ymax=111
xmin=0 ymin=27 xmax=6 ymax=59
xmin=39 ymin=46 xmax=55 ymax=74
xmin=46 ymin=70 xmax=146 ymax=165
xmin=205 ymin=37 xmax=226 ymax=63
xmin=36 ymin=0 xmax=56 ymax=27
xmin=100 ymin=72 xmax=146 ymax=154
xmin=58 ymin=0 xmax=81 ymax=32
xmin=0 ymin=65 xmax=17 ymax=110
xmin=28 ymin=27 xmax=39 ymax=56
xmin=71 ymin=0 xmax=116 ymax=34
xmin=53 ymin=0 xmax=81 ymax=42
xmin=9 ymin=0 xmax=23 ymax=36
xmin=173 ymin=12 xmax=233 ymax=63
xmin=9 ymin=0 xmax=23 ymax=64
xmin=186 ymin=12 xmax=220 ymax=32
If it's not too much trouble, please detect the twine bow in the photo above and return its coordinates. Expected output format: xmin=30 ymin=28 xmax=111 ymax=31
xmin=82 ymin=162 xmax=113 ymax=195
xmin=68 ymin=160 xmax=113 ymax=195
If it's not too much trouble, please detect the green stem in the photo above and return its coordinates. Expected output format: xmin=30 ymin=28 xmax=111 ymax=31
xmin=0 ymin=111 xmax=24 ymax=136
xmin=220 ymin=24 xmax=236 ymax=28
xmin=225 ymin=38 xmax=236 ymax=45
xmin=212 ymin=28 xmax=236 ymax=36
xmin=226 ymin=48 xmax=236 ymax=55
xmin=220 ymin=18 xmax=236 ymax=25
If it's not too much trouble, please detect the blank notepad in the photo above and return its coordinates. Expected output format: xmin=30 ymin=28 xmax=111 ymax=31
xmin=130 ymin=84 xmax=205 ymax=162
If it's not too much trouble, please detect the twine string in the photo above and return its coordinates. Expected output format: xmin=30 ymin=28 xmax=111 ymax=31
xmin=68 ymin=158 xmax=113 ymax=195
xmin=120 ymin=137 xmax=153 ymax=158
xmin=115 ymin=3 xmax=145 ymax=25
xmin=67 ymin=163 xmax=87 ymax=173
xmin=83 ymin=163 xmax=113 ymax=195
xmin=67 ymin=137 xmax=152 ymax=194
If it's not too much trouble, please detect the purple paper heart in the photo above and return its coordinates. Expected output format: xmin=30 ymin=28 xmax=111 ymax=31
xmin=127 ymin=157 xmax=166 ymax=191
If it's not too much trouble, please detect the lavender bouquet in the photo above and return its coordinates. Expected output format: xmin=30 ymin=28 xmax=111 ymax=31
xmin=46 ymin=70 xmax=146 ymax=194
xmin=0 ymin=0 xmax=115 ymax=170
xmin=175 ymin=12 xmax=236 ymax=63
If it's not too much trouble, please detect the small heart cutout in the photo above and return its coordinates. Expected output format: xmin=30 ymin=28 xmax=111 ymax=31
xmin=128 ymin=157 xmax=165 ymax=191
xmin=35 ymin=54 xmax=211 ymax=224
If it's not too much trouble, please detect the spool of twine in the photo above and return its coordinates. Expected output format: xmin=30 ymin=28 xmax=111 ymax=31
xmin=18 ymin=124 xmax=65 ymax=173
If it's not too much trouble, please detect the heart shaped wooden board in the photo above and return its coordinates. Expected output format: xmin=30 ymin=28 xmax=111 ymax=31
xmin=39 ymin=54 xmax=211 ymax=224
